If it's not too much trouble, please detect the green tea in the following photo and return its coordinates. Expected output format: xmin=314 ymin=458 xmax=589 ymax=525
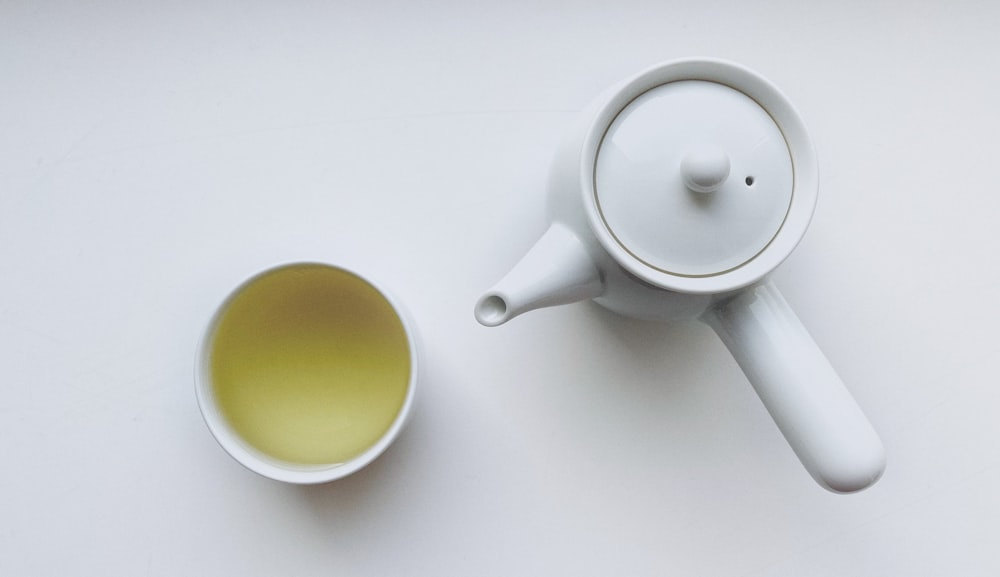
xmin=209 ymin=264 xmax=411 ymax=465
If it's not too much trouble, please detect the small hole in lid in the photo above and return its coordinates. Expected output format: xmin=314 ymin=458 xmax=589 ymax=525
xmin=745 ymin=176 xmax=755 ymax=186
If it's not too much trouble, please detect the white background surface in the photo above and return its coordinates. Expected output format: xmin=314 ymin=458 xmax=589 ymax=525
xmin=3 ymin=2 xmax=999 ymax=575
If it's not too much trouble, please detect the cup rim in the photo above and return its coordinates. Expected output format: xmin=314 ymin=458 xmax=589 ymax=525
xmin=194 ymin=262 xmax=418 ymax=484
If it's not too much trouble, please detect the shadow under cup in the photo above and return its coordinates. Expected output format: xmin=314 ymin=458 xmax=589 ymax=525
xmin=195 ymin=263 xmax=418 ymax=484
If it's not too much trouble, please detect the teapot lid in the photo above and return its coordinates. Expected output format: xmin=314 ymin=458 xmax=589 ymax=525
xmin=583 ymin=60 xmax=818 ymax=294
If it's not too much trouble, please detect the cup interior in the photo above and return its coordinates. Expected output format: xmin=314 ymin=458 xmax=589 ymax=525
xmin=195 ymin=263 xmax=418 ymax=484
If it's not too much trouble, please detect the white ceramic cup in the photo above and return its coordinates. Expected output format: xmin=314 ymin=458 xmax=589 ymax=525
xmin=195 ymin=262 xmax=418 ymax=484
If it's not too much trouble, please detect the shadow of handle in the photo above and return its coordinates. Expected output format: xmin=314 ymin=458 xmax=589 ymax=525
xmin=702 ymin=280 xmax=886 ymax=493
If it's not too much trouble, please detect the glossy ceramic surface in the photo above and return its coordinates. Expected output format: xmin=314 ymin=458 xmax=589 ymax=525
xmin=476 ymin=59 xmax=884 ymax=493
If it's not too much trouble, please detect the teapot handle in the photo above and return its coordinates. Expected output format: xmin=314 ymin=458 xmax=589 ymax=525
xmin=700 ymin=281 xmax=885 ymax=493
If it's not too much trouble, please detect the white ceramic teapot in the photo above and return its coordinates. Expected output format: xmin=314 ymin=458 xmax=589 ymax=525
xmin=475 ymin=59 xmax=885 ymax=493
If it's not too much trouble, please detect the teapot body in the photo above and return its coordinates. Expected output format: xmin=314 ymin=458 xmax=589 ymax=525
xmin=475 ymin=59 xmax=885 ymax=493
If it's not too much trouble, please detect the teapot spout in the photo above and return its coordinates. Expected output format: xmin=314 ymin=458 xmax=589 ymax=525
xmin=475 ymin=223 xmax=603 ymax=327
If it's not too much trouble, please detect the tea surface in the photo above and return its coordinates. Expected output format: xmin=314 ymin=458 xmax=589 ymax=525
xmin=210 ymin=265 xmax=410 ymax=465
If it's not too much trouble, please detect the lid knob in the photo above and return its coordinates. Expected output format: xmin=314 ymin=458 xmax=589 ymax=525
xmin=680 ymin=145 xmax=730 ymax=193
